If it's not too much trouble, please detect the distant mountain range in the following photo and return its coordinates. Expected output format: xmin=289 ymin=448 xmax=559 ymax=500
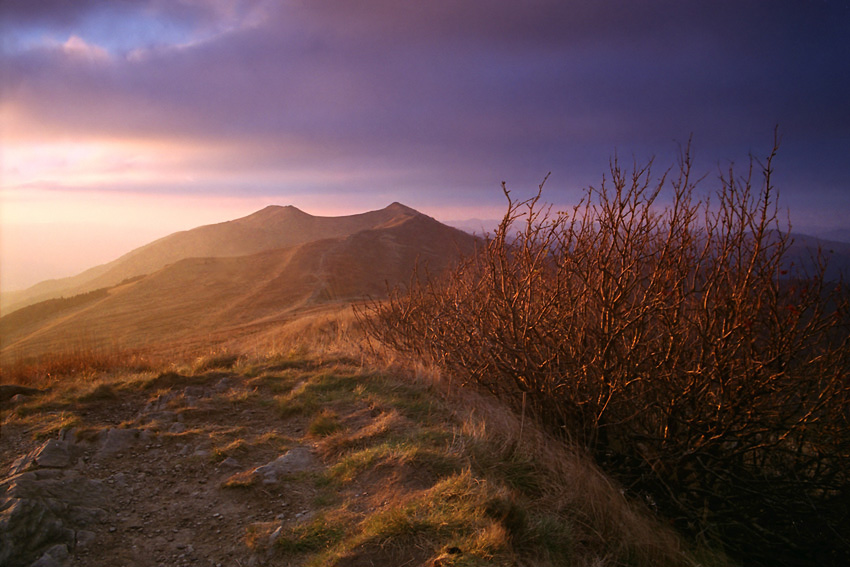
xmin=0 ymin=203 xmax=478 ymax=360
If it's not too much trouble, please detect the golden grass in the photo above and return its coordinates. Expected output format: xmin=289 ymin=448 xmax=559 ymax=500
xmin=0 ymin=308 xmax=728 ymax=567
xmin=0 ymin=346 xmax=156 ymax=387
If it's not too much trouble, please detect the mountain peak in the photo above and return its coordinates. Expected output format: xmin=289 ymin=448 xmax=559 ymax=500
xmin=245 ymin=204 xmax=309 ymax=218
xmin=384 ymin=202 xmax=419 ymax=214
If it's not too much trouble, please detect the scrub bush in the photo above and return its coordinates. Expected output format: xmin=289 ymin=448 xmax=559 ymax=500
xmin=366 ymin=138 xmax=850 ymax=566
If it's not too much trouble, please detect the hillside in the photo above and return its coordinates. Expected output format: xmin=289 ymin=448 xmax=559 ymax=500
xmin=0 ymin=339 xmax=710 ymax=567
xmin=0 ymin=205 xmax=477 ymax=362
xmin=0 ymin=203 xmax=435 ymax=315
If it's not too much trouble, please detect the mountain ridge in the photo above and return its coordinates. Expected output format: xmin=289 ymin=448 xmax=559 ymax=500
xmin=0 ymin=204 xmax=479 ymax=360
xmin=0 ymin=203 xmax=430 ymax=315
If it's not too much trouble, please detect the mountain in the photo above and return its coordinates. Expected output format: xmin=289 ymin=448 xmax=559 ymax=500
xmin=0 ymin=203 xmax=426 ymax=315
xmin=444 ymin=218 xmax=500 ymax=236
xmin=798 ymin=227 xmax=850 ymax=244
xmin=0 ymin=204 xmax=478 ymax=360
xmin=784 ymin=232 xmax=850 ymax=282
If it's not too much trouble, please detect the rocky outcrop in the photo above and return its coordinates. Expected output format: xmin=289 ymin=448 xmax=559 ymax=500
xmin=0 ymin=426 xmax=152 ymax=567
xmin=0 ymin=454 xmax=108 ymax=567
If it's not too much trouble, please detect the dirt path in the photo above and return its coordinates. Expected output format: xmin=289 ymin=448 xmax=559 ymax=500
xmin=1 ymin=364 xmax=331 ymax=567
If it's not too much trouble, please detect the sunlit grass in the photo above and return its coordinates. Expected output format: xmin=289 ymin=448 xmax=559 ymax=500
xmin=0 ymin=336 xmax=724 ymax=567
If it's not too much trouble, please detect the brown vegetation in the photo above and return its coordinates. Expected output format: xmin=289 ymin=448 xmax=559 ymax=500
xmin=1 ymin=201 xmax=730 ymax=566
xmin=365 ymin=139 xmax=850 ymax=566
xmin=1 ymin=347 xmax=155 ymax=388
xmin=1 ymin=328 xmax=716 ymax=566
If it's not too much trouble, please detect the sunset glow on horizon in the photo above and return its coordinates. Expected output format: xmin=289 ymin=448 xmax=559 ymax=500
xmin=2 ymin=1 xmax=849 ymax=292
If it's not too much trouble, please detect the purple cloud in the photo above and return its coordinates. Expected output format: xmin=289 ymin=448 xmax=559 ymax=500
xmin=1 ymin=0 xmax=848 ymax=227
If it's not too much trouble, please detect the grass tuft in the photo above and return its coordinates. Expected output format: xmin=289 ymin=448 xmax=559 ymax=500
xmin=309 ymin=409 xmax=342 ymax=437
xmin=192 ymin=351 xmax=239 ymax=373
xmin=275 ymin=514 xmax=348 ymax=554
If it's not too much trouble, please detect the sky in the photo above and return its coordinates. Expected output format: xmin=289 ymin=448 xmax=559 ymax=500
xmin=1 ymin=1 xmax=849 ymax=292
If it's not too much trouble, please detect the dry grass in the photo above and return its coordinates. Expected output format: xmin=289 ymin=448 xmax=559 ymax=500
xmin=450 ymin=382 xmax=702 ymax=567
xmin=0 ymin=307 xmax=727 ymax=567
xmin=0 ymin=347 xmax=156 ymax=388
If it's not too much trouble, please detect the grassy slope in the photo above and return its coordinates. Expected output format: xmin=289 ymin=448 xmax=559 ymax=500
xmin=0 ymin=202 xmax=444 ymax=315
xmin=0 ymin=319 xmax=727 ymax=567
xmin=1 ymin=213 xmax=478 ymax=364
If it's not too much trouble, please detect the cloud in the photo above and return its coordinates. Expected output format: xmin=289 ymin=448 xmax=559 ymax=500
xmin=1 ymin=1 xmax=848 ymax=207
xmin=60 ymin=35 xmax=110 ymax=60
xmin=2 ymin=1 xmax=850 ymax=289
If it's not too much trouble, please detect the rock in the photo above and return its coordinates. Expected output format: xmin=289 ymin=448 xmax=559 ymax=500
xmin=10 ymin=453 xmax=36 ymax=476
xmin=183 ymin=385 xmax=207 ymax=398
xmin=29 ymin=554 xmax=63 ymax=567
xmin=44 ymin=543 xmax=69 ymax=560
xmin=142 ymin=391 xmax=179 ymax=414
xmin=10 ymin=435 xmax=77 ymax=475
xmin=34 ymin=439 xmax=71 ymax=469
xmin=96 ymin=428 xmax=141 ymax=459
xmin=0 ymin=385 xmax=44 ymax=403
xmin=251 ymin=447 xmax=316 ymax=484
xmin=0 ymin=469 xmax=109 ymax=567
xmin=75 ymin=529 xmax=96 ymax=548
xmin=146 ymin=411 xmax=178 ymax=424
xmin=168 ymin=422 xmax=187 ymax=434
xmin=0 ymin=498 xmax=75 ymax=566
xmin=110 ymin=473 xmax=128 ymax=488
xmin=218 ymin=457 xmax=240 ymax=469
xmin=66 ymin=505 xmax=108 ymax=526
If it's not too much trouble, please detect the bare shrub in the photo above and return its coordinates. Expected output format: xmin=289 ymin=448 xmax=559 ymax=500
xmin=364 ymin=138 xmax=850 ymax=565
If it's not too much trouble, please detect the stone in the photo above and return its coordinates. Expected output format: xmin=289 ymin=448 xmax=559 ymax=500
xmin=76 ymin=530 xmax=97 ymax=547
xmin=251 ymin=447 xmax=316 ymax=484
xmin=218 ymin=457 xmax=240 ymax=469
xmin=10 ymin=453 xmax=36 ymax=475
xmin=29 ymin=554 xmax=63 ymax=567
xmin=96 ymin=428 xmax=141 ymax=458
xmin=0 ymin=498 xmax=75 ymax=566
xmin=9 ymin=436 xmax=78 ymax=475
xmin=146 ymin=411 xmax=178 ymax=424
xmin=183 ymin=386 xmax=207 ymax=398
xmin=0 ymin=384 xmax=44 ymax=403
xmin=66 ymin=505 xmax=108 ymax=526
xmin=111 ymin=473 xmax=128 ymax=488
xmin=44 ymin=543 xmax=69 ymax=560
xmin=34 ymin=439 xmax=71 ymax=469
xmin=0 ymin=468 xmax=109 ymax=566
